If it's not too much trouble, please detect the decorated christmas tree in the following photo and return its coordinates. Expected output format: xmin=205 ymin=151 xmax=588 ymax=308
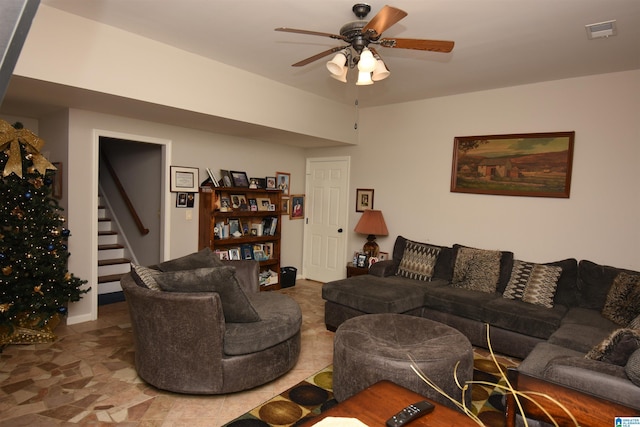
xmin=0 ymin=120 xmax=87 ymax=345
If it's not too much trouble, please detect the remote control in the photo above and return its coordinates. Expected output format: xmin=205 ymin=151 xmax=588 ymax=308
xmin=385 ymin=400 xmax=435 ymax=427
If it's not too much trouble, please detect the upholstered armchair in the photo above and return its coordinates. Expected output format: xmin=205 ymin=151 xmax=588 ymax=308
xmin=121 ymin=253 xmax=301 ymax=394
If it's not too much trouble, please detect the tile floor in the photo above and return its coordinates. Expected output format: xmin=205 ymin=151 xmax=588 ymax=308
xmin=0 ymin=279 xmax=334 ymax=426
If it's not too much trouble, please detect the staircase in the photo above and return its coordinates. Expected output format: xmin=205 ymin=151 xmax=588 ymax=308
xmin=98 ymin=195 xmax=131 ymax=305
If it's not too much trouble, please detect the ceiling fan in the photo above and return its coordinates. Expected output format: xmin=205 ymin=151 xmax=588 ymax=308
xmin=275 ymin=3 xmax=454 ymax=85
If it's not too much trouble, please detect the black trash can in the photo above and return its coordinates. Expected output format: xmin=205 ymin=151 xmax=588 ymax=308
xmin=281 ymin=266 xmax=297 ymax=288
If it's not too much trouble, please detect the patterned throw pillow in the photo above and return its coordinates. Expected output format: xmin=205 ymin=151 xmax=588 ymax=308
xmin=131 ymin=264 xmax=162 ymax=290
xmin=396 ymin=241 xmax=441 ymax=281
xmin=585 ymin=328 xmax=640 ymax=366
xmin=503 ymin=260 xmax=562 ymax=308
xmin=451 ymin=247 xmax=502 ymax=293
xmin=629 ymin=315 xmax=640 ymax=330
xmin=601 ymin=272 xmax=640 ymax=326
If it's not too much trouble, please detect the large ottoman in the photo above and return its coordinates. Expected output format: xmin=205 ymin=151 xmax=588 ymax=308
xmin=333 ymin=313 xmax=473 ymax=410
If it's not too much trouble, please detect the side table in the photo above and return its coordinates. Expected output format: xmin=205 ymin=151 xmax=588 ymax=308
xmin=346 ymin=262 xmax=368 ymax=278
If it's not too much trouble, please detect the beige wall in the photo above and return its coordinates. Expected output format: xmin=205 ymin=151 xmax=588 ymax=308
xmin=4 ymin=3 xmax=639 ymax=324
xmin=308 ymin=70 xmax=640 ymax=271
xmin=16 ymin=4 xmax=357 ymax=145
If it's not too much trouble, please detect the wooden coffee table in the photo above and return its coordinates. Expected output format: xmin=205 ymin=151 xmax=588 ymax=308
xmin=299 ymin=380 xmax=477 ymax=426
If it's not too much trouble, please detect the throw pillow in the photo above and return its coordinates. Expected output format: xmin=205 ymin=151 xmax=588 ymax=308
xmin=626 ymin=349 xmax=640 ymax=387
xmin=451 ymin=246 xmax=502 ymax=293
xmin=585 ymin=328 xmax=640 ymax=366
xmin=601 ymin=272 xmax=640 ymax=326
xmin=154 ymin=266 xmax=261 ymax=323
xmin=396 ymin=240 xmax=441 ymax=281
xmin=131 ymin=264 xmax=162 ymax=290
xmin=157 ymin=247 xmax=223 ymax=272
xmin=503 ymin=260 xmax=562 ymax=308
xmin=628 ymin=314 xmax=640 ymax=330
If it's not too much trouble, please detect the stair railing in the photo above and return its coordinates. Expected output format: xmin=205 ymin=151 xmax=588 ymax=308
xmin=100 ymin=150 xmax=149 ymax=235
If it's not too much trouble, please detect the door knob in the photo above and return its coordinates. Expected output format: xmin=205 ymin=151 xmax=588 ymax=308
xmin=338 ymin=228 xmax=343 ymax=233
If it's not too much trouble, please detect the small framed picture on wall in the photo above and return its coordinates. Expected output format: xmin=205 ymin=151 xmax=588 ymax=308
xmin=170 ymin=166 xmax=199 ymax=192
xmin=356 ymin=188 xmax=374 ymax=212
xmin=290 ymin=194 xmax=305 ymax=219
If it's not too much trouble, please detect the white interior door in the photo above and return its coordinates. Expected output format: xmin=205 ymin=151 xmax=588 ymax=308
xmin=303 ymin=157 xmax=350 ymax=282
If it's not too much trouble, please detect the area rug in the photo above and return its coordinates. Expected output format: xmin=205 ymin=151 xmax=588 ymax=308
xmin=222 ymin=349 xmax=520 ymax=427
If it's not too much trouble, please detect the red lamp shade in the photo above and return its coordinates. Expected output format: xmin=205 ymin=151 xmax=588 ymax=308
xmin=354 ymin=210 xmax=388 ymax=257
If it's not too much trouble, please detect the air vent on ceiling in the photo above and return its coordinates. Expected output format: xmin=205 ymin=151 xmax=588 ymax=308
xmin=585 ymin=20 xmax=617 ymax=39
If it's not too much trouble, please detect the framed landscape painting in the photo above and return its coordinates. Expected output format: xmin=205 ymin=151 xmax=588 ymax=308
xmin=450 ymin=131 xmax=575 ymax=198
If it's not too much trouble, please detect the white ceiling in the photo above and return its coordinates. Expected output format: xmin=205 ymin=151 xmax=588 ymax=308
xmin=33 ymin=0 xmax=639 ymax=109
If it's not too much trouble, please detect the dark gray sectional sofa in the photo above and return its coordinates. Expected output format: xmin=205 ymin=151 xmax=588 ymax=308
xmin=322 ymin=235 xmax=640 ymax=410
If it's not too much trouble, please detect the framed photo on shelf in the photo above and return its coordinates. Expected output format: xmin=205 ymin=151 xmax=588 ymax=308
xmin=450 ymin=131 xmax=575 ymax=198
xmin=220 ymin=196 xmax=231 ymax=211
xmin=51 ymin=162 xmax=62 ymax=199
xmin=176 ymin=192 xmax=188 ymax=207
xmin=228 ymin=218 xmax=241 ymax=236
xmin=241 ymin=244 xmax=254 ymax=260
xmin=276 ymin=171 xmax=290 ymax=196
xmin=230 ymin=170 xmax=250 ymax=187
xmin=266 ymin=176 xmax=276 ymax=189
xmin=230 ymin=194 xmax=247 ymax=209
xmin=290 ymin=194 xmax=305 ymax=219
xmin=356 ymin=188 xmax=374 ymax=212
xmin=170 ymin=166 xmax=199 ymax=192
xmin=257 ymin=197 xmax=271 ymax=211
xmin=220 ymin=170 xmax=233 ymax=187
xmin=253 ymin=249 xmax=267 ymax=261
xmin=228 ymin=248 xmax=241 ymax=260
xmin=250 ymin=177 xmax=266 ymax=189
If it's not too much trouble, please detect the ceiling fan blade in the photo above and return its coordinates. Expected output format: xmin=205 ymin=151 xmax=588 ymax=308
xmin=362 ymin=5 xmax=408 ymax=37
xmin=275 ymin=27 xmax=347 ymax=42
xmin=379 ymin=38 xmax=455 ymax=52
xmin=291 ymin=46 xmax=346 ymax=67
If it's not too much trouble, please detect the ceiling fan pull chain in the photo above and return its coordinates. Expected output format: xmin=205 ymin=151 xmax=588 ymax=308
xmin=354 ymin=99 xmax=359 ymax=130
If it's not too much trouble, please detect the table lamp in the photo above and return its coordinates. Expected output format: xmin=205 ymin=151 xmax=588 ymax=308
xmin=354 ymin=209 xmax=388 ymax=257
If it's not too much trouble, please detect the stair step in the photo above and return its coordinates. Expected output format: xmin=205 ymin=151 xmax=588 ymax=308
xmin=98 ymin=244 xmax=124 ymax=250
xmin=98 ymin=258 xmax=130 ymax=266
xmin=98 ymin=218 xmax=112 ymax=222
xmin=98 ymin=230 xmax=117 ymax=236
xmin=98 ymin=273 xmax=127 ymax=284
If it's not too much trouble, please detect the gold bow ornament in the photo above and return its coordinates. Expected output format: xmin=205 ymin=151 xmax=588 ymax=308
xmin=0 ymin=119 xmax=57 ymax=178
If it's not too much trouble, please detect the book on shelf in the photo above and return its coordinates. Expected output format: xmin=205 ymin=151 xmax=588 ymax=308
xmin=261 ymin=217 xmax=277 ymax=236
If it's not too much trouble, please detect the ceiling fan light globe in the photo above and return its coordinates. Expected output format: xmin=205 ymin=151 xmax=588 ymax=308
xmin=357 ymin=48 xmax=377 ymax=72
xmin=356 ymin=71 xmax=373 ymax=85
xmin=330 ymin=66 xmax=348 ymax=83
xmin=326 ymin=53 xmax=347 ymax=75
xmin=371 ymin=60 xmax=390 ymax=81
